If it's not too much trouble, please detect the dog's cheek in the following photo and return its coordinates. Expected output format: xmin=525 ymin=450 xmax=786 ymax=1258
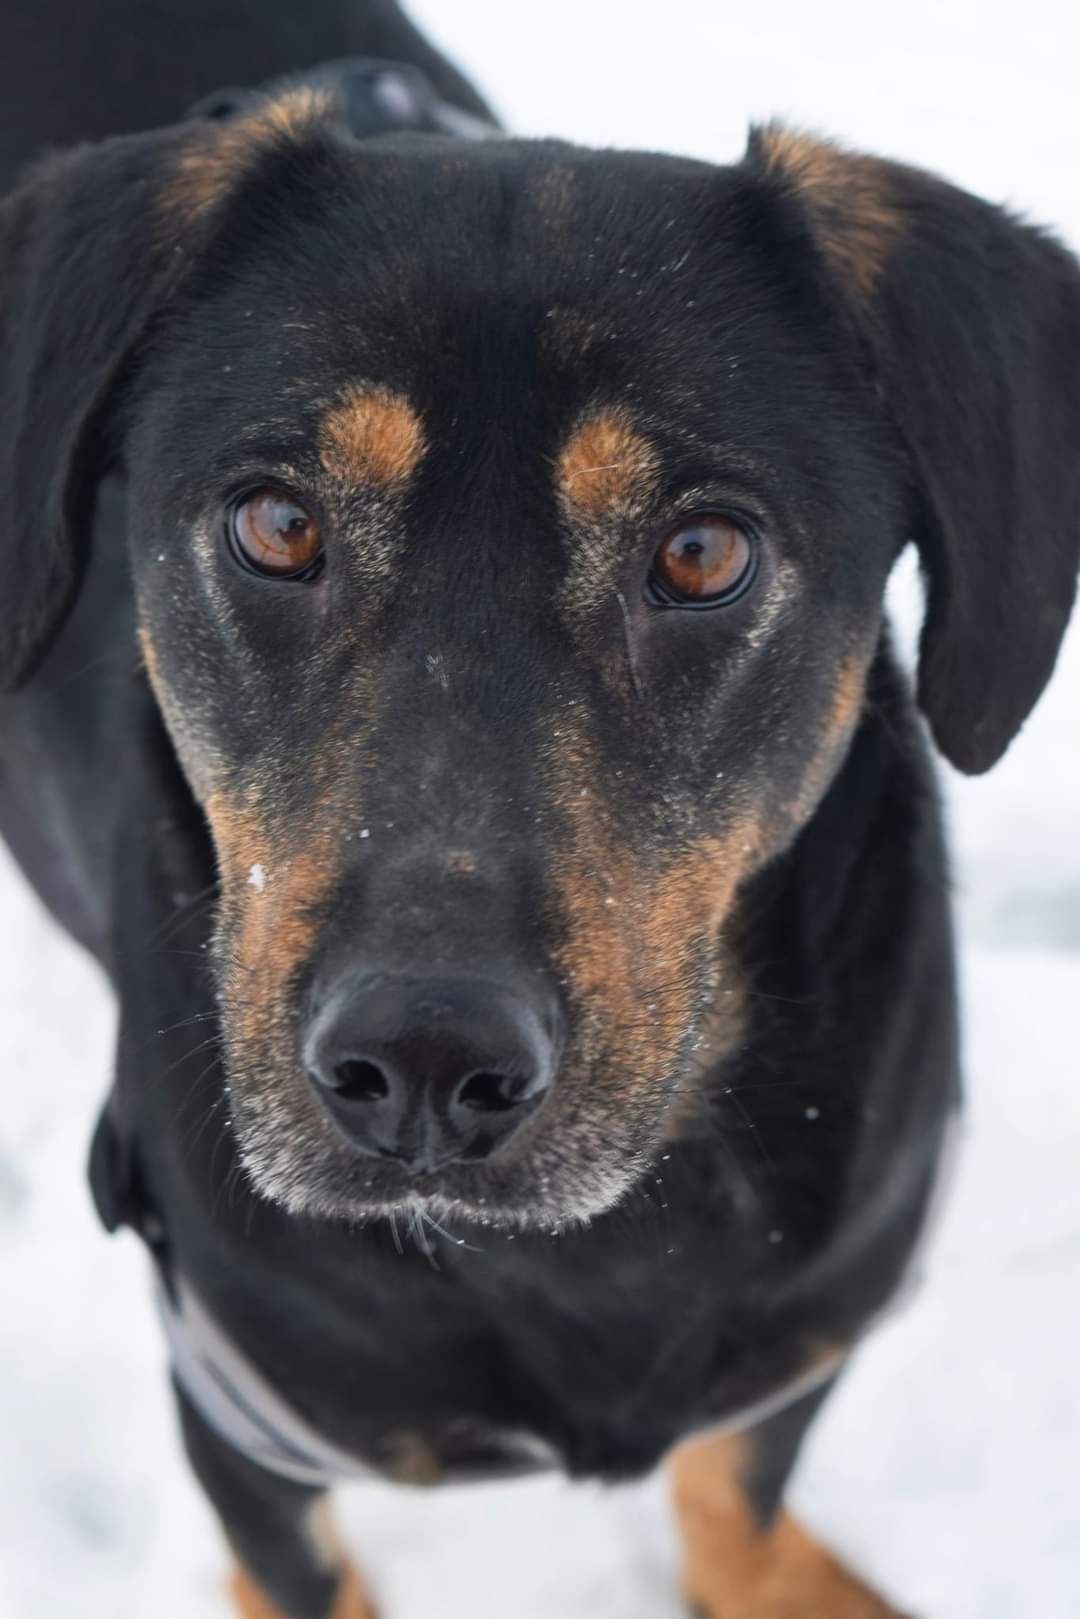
xmin=781 ymin=653 xmax=872 ymax=829
xmin=137 ymin=625 xmax=229 ymax=804
xmin=201 ymin=786 xmax=347 ymax=1133
xmin=544 ymin=717 xmax=762 ymax=1110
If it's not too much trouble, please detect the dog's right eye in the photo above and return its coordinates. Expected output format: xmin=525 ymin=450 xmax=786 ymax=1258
xmin=229 ymin=490 xmax=324 ymax=580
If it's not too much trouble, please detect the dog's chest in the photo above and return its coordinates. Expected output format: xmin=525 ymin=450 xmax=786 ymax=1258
xmin=183 ymin=1216 xmax=826 ymax=1488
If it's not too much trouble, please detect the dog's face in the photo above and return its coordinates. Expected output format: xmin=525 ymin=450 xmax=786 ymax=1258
xmin=125 ymin=126 xmax=900 ymax=1227
xmin=3 ymin=89 xmax=1078 ymax=1229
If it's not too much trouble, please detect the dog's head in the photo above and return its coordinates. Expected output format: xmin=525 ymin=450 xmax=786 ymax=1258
xmin=3 ymin=79 xmax=1078 ymax=1228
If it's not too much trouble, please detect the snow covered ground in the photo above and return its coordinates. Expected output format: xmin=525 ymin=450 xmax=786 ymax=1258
xmin=2 ymin=2 xmax=1078 ymax=1615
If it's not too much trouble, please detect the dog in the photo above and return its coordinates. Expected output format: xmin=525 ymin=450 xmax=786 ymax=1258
xmin=1 ymin=2 xmax=1078 ymax=1615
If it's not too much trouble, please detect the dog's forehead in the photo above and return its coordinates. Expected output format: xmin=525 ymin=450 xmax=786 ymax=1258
xmin=145 ymin=131 xmax=884 ymax=567
xmin=167 ymin=137 xmax=811 ymax=430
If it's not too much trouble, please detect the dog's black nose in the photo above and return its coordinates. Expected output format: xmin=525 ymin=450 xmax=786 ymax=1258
xmin=303 ymin=973 xmax=557 ymax=1171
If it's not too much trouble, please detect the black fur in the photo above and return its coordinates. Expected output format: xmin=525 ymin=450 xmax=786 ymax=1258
xmin=0 ymin=4 xmax=1077 ymax=1616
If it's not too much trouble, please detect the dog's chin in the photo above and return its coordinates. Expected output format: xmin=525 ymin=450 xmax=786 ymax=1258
xmin=227 ymin=1091 xmax=654 ymax=1234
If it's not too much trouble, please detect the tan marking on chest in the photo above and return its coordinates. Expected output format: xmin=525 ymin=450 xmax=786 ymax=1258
xmin=556 ymin=408 xmax=659 ymax=521
xmin=757 ymin=126 xmax=901 ymax=300
xmin=671 ymin=1430 xmax=906 ymax=1618
xmin=319 ymin=385 xmax=427 ymax=490
xmin=164 ymin=86 xmax=335 ymax=224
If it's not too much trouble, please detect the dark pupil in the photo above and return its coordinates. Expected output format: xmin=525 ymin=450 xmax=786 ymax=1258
xmin=682 ymin=536 xmax=706 ymax=557
xmin=265 ymin=501 xmax=305 ymax=538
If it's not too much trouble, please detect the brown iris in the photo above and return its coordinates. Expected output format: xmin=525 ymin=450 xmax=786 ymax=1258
xmin=650 ymin=514 xmax=755 ymax=605
xmin=230 ymin=490 xmax=323 ymax=578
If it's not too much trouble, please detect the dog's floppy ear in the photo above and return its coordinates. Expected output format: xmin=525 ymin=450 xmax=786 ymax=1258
xmin=0 ymin=86 xmax=338 ymax=692
xmin=747 ymin=126 xmax=1080 ymax=773
xmin=0 ymin=128 xmax=201 ymax=690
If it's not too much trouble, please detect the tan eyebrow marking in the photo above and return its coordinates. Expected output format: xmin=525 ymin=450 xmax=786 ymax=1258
xmin=318 ymin=385 xmax=427 ymax=490
xmin=556 ymin=407 xmax=660 ymax=521
xmin=164 ymin=86 xmax=336 ymax=223
xmin=756 ymin=124 xmax=901 ymax=300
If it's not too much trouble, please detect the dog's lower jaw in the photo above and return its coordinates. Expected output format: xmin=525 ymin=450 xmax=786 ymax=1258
xmin=228 ymin=1084 xmax=656 ymax=1234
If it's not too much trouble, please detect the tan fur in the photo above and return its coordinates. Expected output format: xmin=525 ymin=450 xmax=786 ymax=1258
xmin=443 ymin=849 xmax=479 ymax=878
xmin=556 ymin=407 xmax=659 ymax=521
xmin=230 ymin=1560 xmax=376 ymax=1619
xmin=319 ymin=385 xmax=427 ymax=490
xmin=789 ymin=653 xmax=871 ymax=823
xmin=542 ymin=308 xmax=604 ymax=369
xmin=137 ymin=626 xmax=161 ymax=689
xmin=546 ymin=719 xmax=756 ymax=1091
xmin=531 ymin=164 xmax=577 ymax=227
xmin=137 ymin=623 xmax=223 ymax=801
xmin=204 ymin=787 xmax=343 ymax=1048
xmin=824 ymin=655 xmax=869 ymax=742
xmin=758 ymin=126 xmax=901 ymax=300
xmin=165 ymin=87 xmax=335 ymax=223
xmin=671 ymin=1431 xmax=907 ymax=1618
xmin=380 ymin=1429 xmax=445 ymax=1486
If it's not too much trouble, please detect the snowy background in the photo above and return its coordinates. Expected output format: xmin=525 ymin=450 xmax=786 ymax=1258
xmin=2 ymin=1 xmax=1078 ymax=1615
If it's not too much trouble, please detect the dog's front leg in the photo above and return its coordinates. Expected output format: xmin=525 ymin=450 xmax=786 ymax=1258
xmin=669 ymin=1385 xmax=911 ymax=1619
xmin=175 ymin=1385 xmax=376 ymax=1619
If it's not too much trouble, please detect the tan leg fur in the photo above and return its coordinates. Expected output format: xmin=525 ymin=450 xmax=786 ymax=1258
xmin=229 ymin=1558 xmax=377 ymax=1619
xmin=670 ymin=1432 xmax=910 ymax=1619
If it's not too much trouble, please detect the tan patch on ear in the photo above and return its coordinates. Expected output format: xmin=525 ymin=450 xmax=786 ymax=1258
xmin=230 ymin=1559 xmax=376 ymax=1619
xmin=757 ymin=125 xmax=901 ymax=300
xmin=671 ymin=1431 xmax=906 ymax=1618
xmin=165 ymin=86 xmax=336 ymax=223
xmin=556 ymin=407 xmax=660 ymax=521
xmin=319 ymin=385 xmax=427 ymax=490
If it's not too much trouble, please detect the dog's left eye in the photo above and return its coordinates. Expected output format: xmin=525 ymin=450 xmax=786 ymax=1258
xmin=647 ymin=514 xmax=757 ymax=607
xmin=229 ymin=489 xmax=324 ymax=579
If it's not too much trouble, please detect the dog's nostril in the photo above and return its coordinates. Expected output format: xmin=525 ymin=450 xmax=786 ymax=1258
xmin=456 ymin=1069 xmax=523 ymax=1114
xmin=331 ymin=1058 xmax=390 ymax=1103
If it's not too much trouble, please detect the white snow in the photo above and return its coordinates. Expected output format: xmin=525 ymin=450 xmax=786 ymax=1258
xmin=2 ymin=3 xmax=1079 ymax=1615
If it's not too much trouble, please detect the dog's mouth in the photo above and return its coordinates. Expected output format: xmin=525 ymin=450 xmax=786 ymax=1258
xmin=219 ymin=975 xmax=719 ymax=1232
xmin=224 ymin=1059 xmax=676 ymax=1232
xmin=226 ymin=1087 xmax=667 ymax=1236
xmin=205 ymin=763 xmax=757 ymax=1231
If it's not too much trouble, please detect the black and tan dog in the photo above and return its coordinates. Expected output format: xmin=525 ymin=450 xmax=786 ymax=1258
xmin=2 ymin=2 xmax=1078 ymax=1616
